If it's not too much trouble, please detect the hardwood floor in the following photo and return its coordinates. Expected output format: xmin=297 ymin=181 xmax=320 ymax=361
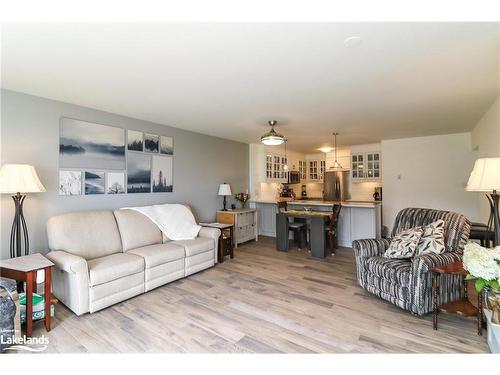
xmin=34 ymin=236 xmax=489 ymax=353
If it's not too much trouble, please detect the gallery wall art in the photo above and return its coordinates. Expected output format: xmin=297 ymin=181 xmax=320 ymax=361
xmin=152 ymin=155 xmax=173 ymax=192
xmin=59 ymin=117 xmax=173 ymax=195
xmin=60 ymin=118 xmax=125 ymax=170
xmin=85 ymin=171 xmax=105 ymax=195
xmin=106 ymin=172 xmax=125 ymax=194
xmin=127 ymin=130 xmax=143 ymax=151
xmin=127 ymin=152 xmax=151 ymax=193
xmin=59 ymin=170 xmax=82 ymax=195
xmin=160 ymin=136 xmax=174 ymax=155
xmin=144 ymin=133 xmax=159 ymax=153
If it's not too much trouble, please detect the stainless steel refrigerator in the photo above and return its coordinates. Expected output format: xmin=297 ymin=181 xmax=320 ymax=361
xmin=323 ymin=170 xmax=350 ymax=201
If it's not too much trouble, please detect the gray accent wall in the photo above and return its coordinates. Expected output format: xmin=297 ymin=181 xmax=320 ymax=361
xmin=0 ymin=89 xmax=249 ymax=259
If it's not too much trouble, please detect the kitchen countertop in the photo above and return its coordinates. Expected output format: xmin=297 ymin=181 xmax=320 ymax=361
xmin=250 ymin=198 xmax=381 ymax=208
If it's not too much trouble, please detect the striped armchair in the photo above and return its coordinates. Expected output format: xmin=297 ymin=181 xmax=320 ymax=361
xmin=353 ymin=208 xmax=471 ymax=315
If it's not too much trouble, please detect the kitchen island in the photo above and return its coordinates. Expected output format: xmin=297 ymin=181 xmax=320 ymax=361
xmin=249 ymin=199 xmax=382 ymax=248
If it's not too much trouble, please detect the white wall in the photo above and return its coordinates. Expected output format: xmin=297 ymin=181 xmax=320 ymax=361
xmin=381 ymin=133 xmax=479 ymax=232
xmin=471 ymin=96 xmax=500 ymax=223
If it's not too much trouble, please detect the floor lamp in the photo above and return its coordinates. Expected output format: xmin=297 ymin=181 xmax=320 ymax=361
xmin=0 ymin=164 xmax=46 ymax=258
xmin=466 ymin=158 xmax=500 ymax=246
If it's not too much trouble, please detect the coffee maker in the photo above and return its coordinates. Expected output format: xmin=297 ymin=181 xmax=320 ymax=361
xmin=373 ymin=187 xmax=382 ymax=201
xmin=301 ymin=184 xmax=307 ymax=198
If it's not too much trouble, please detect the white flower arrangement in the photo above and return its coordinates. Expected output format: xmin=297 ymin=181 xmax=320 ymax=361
xmin=463 ymin=242 xmax=500 ymax=292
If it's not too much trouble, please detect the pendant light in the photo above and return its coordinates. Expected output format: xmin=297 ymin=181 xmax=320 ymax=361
xmin=261 ymin=120 xmax=285 ymax=146
xmin=283 ymin=138 xmax=288 ymax=171
xmin=330 ymin=132 xmax=349 ymax=171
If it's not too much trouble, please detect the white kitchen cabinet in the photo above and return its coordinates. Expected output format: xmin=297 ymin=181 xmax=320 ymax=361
xmin=308 ymin=160 xmax=319 ymax=181
xmin=336 ymin=207 xmax=351 ymax=247
xmin=319 ymin=160 xmax=326 ymax=181
xmin=265 ymin=153 xmax=288 ymax=182
xmin=255 ymin=203 xmax=277 ymax=236
xmin=351 ymin=151 xmax=381 ymax=182
xmin=299 ymin=160 xmax=307 ymax=181
xmin=350 ymin=205 xmax=380 ymax=241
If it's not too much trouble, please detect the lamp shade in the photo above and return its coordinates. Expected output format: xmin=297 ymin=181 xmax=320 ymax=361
xmin=218 ymin=183 xmax=232 ymax=196
xmin=466 ymin=158 xmax=500 ymax=192
xmin=0 ymin=164 xmax=46 ymax=194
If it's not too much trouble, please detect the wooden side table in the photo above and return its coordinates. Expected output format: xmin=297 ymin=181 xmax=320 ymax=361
xmin=0 ymin=253 xmax=54 ymax=337
xmin=430 ymin=260 xmax=483 ymax=335
xmin=200 ymin=223 xmax=234 ymax=263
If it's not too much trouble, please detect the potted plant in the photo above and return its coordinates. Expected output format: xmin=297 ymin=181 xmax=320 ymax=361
xmin=234 ymin=192 xmax=250 ymax=208
xmin=463 ymin=242 xmax=500 ymax=324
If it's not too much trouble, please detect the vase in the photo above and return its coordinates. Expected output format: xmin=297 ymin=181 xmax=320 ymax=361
xmin=240 ymin=201 xmax=247 ymax=209
xmin=487 ymin=289 xmax=500 ymax=325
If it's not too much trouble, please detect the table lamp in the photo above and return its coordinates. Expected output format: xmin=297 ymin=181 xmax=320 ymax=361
xmin=0 ymin=164 xmax=46 ymax=258
xmin=218 ymin=183 xmax=232 ymax=211
xmin=466 ymin=157 xmax=500 ymax=246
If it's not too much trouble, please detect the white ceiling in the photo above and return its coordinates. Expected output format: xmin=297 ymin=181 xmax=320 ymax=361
xmin=2 ymin=23 xmax=499 ymax=153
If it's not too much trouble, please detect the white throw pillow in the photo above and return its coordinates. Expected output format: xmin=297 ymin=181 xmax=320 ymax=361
xmin=384 ymin=227 xmax=424 ymax=259
xmin=416 ymin=219 xmax=445 ymax=255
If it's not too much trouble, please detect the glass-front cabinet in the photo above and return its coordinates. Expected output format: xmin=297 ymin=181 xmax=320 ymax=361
xmin=319 ymin=160 xmax=326 ymax=181
xmin=366 ymin=152 xmax=380 ymax=179
xmin=351 ymin=152 xmax=381 ymax=181
xmin=299 ymin=160 xmax=307 ymax=181
xmin=266 ymin=153 xmax=288 ymax=182
xmin=266 ymin=154 xmax=273 ymax=179
xmin=308 ymin=160 xmax=319 ymax=181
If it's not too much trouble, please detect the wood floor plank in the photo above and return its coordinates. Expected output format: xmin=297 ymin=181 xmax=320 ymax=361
xmin=32 ymin=236 xmax=490 ymax=353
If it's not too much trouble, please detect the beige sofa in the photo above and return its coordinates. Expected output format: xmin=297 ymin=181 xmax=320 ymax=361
xmin=45 ymin=207 xmax=220 ymax=315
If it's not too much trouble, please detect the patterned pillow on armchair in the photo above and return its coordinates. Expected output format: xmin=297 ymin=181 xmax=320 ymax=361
xmin=416 ymin=219 xmax=445 ymax=255
xmin=384 ymin=227 xmax=424 ymax=259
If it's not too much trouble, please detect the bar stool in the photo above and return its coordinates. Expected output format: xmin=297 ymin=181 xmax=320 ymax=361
xmin=277 ymin=201 xmax=307 ymax=250
xmin=324 ymin=204 xmax=342 ymax=255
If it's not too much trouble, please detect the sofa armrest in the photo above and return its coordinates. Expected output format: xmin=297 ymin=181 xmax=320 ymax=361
xmin=198 ymin=227 xmax=221 ymax=264
xmin=45 ymin=250 xmax=88 ymax=274
xmin=412 ymin=252 xmax=462 ymax=274
xmin=198 ymin=227 xmax=221 ymax=241
xmin=352 ymin=238 xmax=391 ymax=258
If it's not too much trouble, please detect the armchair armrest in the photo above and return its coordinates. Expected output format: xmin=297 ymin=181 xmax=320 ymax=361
xmin=45 ymin=250 xmax=88 ymax=274
xmin=412 ymin=252 xmax=462 ymax=274
xmin=352 ymin=238 xmax=391 ymax=258
xmin=198 ymin=227 xmax=221 ymax=241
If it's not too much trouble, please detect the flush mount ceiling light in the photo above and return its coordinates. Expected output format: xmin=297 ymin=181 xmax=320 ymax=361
xmin=261 ymin=120 xmax=285 ymax=146
xmin=318 ymin=146 xmax=334 ymax=153
xmin=344 ymin=36 xmax=362 ymax=48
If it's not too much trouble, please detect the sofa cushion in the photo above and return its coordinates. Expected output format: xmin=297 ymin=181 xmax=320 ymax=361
xmin=364 ymin=256 xmax=412 ymax=286
xmin=88 ymin=253 xmax=144 ymax=286
xmin=47 ymin=210 xmax=122 ymax=260
xmin=128 ymin=243 xmax=185 ymax=268
xmin=113 ymin=209 xmax=163 ymax=251
xmin=174 ymin=237 xmax=214 ymax=257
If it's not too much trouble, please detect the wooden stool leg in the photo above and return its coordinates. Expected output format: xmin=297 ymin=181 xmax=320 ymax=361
xmin=26 ymin=271 xmax=34 ymax=337
xmin=44 ymin=267 xmax=51 ymax=331
xmin=432 ymin=273 xmax=439 ymax=330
